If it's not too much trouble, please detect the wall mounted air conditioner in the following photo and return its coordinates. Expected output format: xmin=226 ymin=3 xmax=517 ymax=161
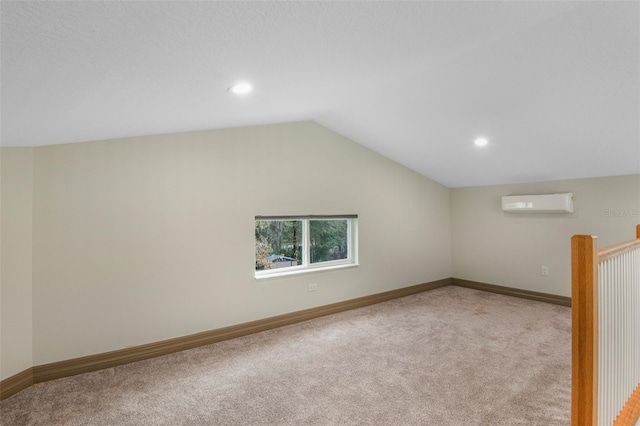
xmin=501 ymin=192 xmax=574 ymax=213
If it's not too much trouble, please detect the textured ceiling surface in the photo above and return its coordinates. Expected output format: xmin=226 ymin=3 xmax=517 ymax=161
xmin=2 ymin=1 xmax=638 ymax=187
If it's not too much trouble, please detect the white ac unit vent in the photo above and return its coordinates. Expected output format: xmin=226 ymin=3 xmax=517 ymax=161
xmin=501 ymin=192 xmax=574 ymax=213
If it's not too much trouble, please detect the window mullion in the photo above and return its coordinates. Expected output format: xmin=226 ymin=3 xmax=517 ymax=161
xmin=347 ymin=219 xmax=352 ymax=260
xmin=303 ymin=219 xmax=310 ymax=267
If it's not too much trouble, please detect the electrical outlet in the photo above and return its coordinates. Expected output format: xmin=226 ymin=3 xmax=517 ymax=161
xmin=308 ymin=283 xmax=318 ymax=292
xmin=541 ymin=266 xmax=549 ymax=276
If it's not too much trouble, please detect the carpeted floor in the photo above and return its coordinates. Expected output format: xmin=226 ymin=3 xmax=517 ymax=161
xmin=0 ymin=285 xmax=571 ymax=425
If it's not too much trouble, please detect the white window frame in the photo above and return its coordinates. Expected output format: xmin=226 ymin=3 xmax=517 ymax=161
xmin=255 ymin=215 xmax=358 ymax=279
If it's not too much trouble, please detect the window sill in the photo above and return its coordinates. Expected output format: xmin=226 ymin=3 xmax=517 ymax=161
xmin=255 ymin=263 xmax=359 ymax=281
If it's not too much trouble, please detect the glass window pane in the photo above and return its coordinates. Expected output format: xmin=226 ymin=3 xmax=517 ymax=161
xmin=309 ymin=219 xmax=349 ymax=264
xmin=255 ymin=220 xmax=303 ymax=271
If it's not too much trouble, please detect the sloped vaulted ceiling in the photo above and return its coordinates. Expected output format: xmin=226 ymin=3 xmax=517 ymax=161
xmin=1 ymin=1 xmax=638 ymax=187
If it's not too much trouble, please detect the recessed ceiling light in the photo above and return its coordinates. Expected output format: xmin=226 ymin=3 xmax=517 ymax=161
xmin=229 ymin=82 xmax=253 ymax=94
xmin=474 ymin=137 xmax=489 ymax=147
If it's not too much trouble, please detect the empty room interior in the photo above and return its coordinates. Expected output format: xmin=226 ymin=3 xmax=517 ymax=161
xmin=1 ymin=1 xmax=639 ymax=425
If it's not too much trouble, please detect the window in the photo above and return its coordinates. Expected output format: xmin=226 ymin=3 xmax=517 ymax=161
xmin=255 ymin=215 xmax=358 ymax=277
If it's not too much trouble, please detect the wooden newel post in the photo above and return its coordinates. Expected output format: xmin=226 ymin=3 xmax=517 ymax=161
xmin=571 ymin=235 xmax=599 ymax=426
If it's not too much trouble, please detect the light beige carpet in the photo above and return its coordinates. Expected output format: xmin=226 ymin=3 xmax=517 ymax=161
xmin=0 ymin=286 xmax=571 ymax=425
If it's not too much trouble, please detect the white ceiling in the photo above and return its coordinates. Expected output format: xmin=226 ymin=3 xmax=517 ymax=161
xmin=2 ymin=1 xmax=638 ymax=187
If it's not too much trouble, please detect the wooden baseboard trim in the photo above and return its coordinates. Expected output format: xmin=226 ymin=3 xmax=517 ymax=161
xmin=0 ymin=278 xmax=450 ymax=399
xmin=3 ymin=278 xmax=572 ymax=401
xmin=0 ymin=368 xmax=34 ymax=401
xmin=2 ymin=278 xmax=571 ymax=401
xmin=452 ymin=278 xmax=571 ymax=307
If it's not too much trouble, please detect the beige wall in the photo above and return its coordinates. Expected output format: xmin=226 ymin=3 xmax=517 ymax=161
xmin=27 ymin=121 xmax=451 ymax=366
xmin=1 ymin=148 xmax=34 ymax=381
xmin=3 ymin=120 xmax=638 ymax=379
xmin=451 ymin=174 xmax=640 ymax=297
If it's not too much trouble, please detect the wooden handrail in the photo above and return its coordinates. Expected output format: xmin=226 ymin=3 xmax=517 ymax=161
xmin=571 ymin=234 xmax=599 ymax=426
xmin=613 ymin=384 xmax=640 ymax=426
xmin=572 ymin=225 xmax=640 ymax=426
xmin=597 ymin=225 xmax=640 ymax=263
xmin=598 ymin=239 xmax=640 ymax=263
xmin=611 ymin=221 xmax=640 ymax=426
